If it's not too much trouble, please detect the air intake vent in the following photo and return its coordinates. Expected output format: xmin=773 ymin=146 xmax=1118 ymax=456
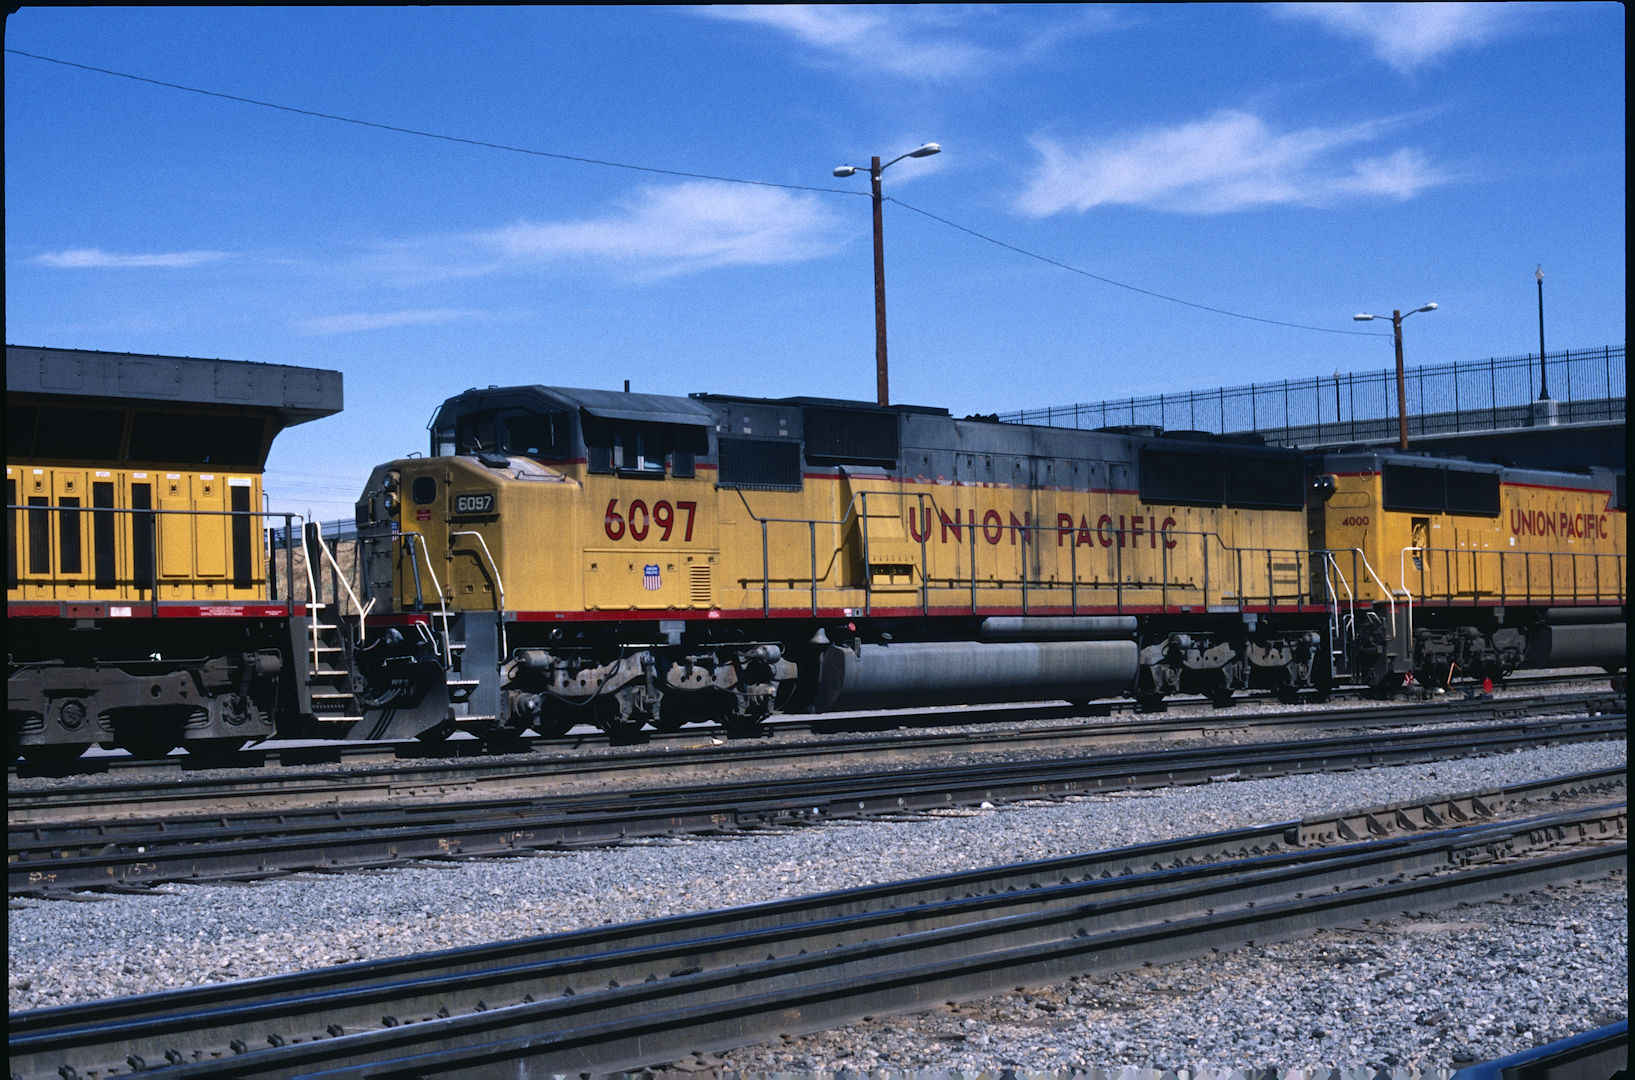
xmin=803 ymin=406 xmax=899 ymax=467
xmin=689 ymin=564 xmax=713 ymax=606
xmin=718 ymin=437 xmax=802 ymax=490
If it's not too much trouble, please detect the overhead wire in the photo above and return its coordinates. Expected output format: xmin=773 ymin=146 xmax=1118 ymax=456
xmin=886 ymin=198 xmax=1384 ymax=337
xmin=10 ymin=46 xmax=1389 ymax=339
xmin=5 ymin=48 xmax=845 ymax=196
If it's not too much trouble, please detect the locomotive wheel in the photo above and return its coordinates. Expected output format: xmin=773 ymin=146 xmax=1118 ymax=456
xmin=600 ymin=719 xmax=649 ymax=745
xmin=20 ymin=742 xmax=92 ymax=766
xmin=1369 ymin=672 xmax=1406 ymax=699
xmin=415 ymin=719 xmax=456 ymax=743
xmin=722 ymin=716 xmax=768 ymax=739
xmin=592 ymin=700 xmax=650 ymax=745
xmin=530 ymin=717 xmax=576 ymax=738
xmin=481 ymin=732 xmax=533 ymax=755
xmin=1208 ymin=687 xmax=1236 ymax=708
xmin=182 ymin=737 xmax=252 ymax=760
xmin=114 ymin=714 xmax=186 ymax=760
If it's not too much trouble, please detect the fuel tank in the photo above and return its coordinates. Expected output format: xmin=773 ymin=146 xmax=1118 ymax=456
xmin=1523 ymin=622 xmax=1627 ymax=671
xmin=976 ymin=616 xmax=1138 ymax=641
xmin=815 ymin=639 xmax=1138 ymax=711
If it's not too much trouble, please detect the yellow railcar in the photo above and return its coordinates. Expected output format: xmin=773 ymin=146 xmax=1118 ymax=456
xmin=7 ymin=346 xmax=341 ymax=760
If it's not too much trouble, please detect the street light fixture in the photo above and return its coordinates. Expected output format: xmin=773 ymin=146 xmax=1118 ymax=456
xmin=1535 ymin=266 xmax=1549 ymax=400
xmin=833 ymin=142 xmax=942 ymax=407
xmin=1354 ymin=302 xmax=1437 ymax=451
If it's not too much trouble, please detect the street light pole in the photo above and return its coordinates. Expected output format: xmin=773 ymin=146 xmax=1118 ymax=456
xmin=1390 ymin=310 xmax=1408 ymax=450
xmin=1536 ymin=266 xmax=1549 ymax=400
xmin=1354 ymin=303 xmax=1437 ymax=451
xmin=835 ymin=143 xmax=941 ymax=407
xmin=871 ymin=156 xmax=888 ymax=408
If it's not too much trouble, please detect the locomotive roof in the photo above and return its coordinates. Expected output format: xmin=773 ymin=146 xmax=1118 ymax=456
xmin=6 ymin=345 xmax=343 ymax=427
xmin=438 ymin=384 xmax=716 ymax=429
xmin=692 ymin=391 xmax=950 ymax=417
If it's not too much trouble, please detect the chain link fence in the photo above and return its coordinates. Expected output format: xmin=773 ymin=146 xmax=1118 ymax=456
xmin=999 ymin=345 xmax=1625 ymax=447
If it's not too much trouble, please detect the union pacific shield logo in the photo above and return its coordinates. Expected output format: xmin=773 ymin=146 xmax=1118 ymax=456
xmin=642 ymin=564 xmax=661 ymax=591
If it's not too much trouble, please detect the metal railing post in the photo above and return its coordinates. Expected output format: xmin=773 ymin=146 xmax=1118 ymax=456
xmin=809 ymin=521 xmax=818 ymax=616
xmin=761 ymin=521 xmax=770 ymax=618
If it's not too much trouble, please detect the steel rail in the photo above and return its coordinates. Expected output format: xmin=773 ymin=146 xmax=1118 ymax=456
xmin=7 ymin=677 xmax=1617 ymax=792
xmin=1452 ymin=1019 xmax=1629 ymax=1080
xmin=8 ymin=718 xmax=1625 ymax=896
xmin=9 ymin=690 xmax=1622 ymax=824
xmin=10 ymin=768 xmax=1622 ymax=1040
xmin=9 ymin=803 xmax=1625 ymax=1080
xmin=9 ymin=715 xmax=1626 ymax=850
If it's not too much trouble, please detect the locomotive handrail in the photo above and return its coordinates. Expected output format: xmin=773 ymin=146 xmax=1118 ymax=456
xmin=396 ymin=531 xmax=454 ymax=665
xmin=1329 ymin=547 xmax=1398 ymax=637
xmin=449 ymin=529 xmax=508 ymax=661
xmin=721 ymin=489 xmax=1585 ymax=622
xmin=1398 ymin=546 xmax=1424 ymax=651
xmin=731 ymin=487 xmax=866 ymax=616
xmin=1321 ymin=552 xmax=1357 ymax=636
xmin=7 ymin=500 xmax=277 ymax=617
xmin=1401 ymin=544 xmax=1627 ymax=610
xmin=304 ymin=527 xmax=372 ymax=641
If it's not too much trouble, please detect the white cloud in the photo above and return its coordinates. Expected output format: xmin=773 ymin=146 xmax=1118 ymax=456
xmin=294 ymin=308 xmax=488 ymax=336
xmin=699 ymin=6 xmax=988 ymax=80
xmin=32 ymin=247 xmax=228 ymax=269
xmin=1016 ymin=111 xmax=1449 ymax=216
xmin=457 ymin=181 xmax=845 ymax=280
xmin=697 ymin=5 xmax=1115 ymax=81
xmin=343 ymin=182 xmax=845 ymax=286
xmin=1274 ymin=2 xmax=1534 ymax=72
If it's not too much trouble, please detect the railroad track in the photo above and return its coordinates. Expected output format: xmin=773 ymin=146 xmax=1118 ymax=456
xmin=9 ymin=715 xmax=1625 ymax=897
xmin=9 ymin=781 xmax=1624 ymax=1080
xmin=9 ymin=690 xmax=1622 ymax=824
xmin=8 ymin=670 xmax=1618 ymax=783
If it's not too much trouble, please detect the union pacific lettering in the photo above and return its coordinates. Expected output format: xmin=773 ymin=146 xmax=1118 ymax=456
xmin=904 ymin=508 xmax=1178 ymax=549
xmin=1510 ymin=509 xmax=1613 ymax=541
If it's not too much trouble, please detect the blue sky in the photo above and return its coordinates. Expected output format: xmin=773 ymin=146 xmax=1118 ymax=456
xmin=5 ymin=4 xmax=1625 ymax=520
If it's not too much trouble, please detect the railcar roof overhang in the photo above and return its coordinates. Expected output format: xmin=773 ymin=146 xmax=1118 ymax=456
xmin=6 ymin=345 xmax=343 ymax=429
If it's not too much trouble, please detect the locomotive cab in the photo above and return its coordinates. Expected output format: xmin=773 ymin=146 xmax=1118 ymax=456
xmin=352 ymin=385 xmax=739 ymax=741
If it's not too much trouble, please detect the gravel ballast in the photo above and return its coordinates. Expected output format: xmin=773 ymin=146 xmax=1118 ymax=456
xmin=7 ymin=738 xmax=1627 ymax=1077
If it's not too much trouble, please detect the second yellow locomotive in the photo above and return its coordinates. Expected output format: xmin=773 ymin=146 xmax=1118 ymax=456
xmin=351 ymin=384 xmax=1625 ymax=743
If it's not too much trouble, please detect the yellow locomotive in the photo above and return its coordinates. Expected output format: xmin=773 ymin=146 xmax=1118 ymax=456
xmin=350 ymin=383 xmax=1624 ymax=744
xmin=9 ymin=353 xmax=1622 ymax=760
xmin=1311 ymin=451 xmax=1626 ymax=690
